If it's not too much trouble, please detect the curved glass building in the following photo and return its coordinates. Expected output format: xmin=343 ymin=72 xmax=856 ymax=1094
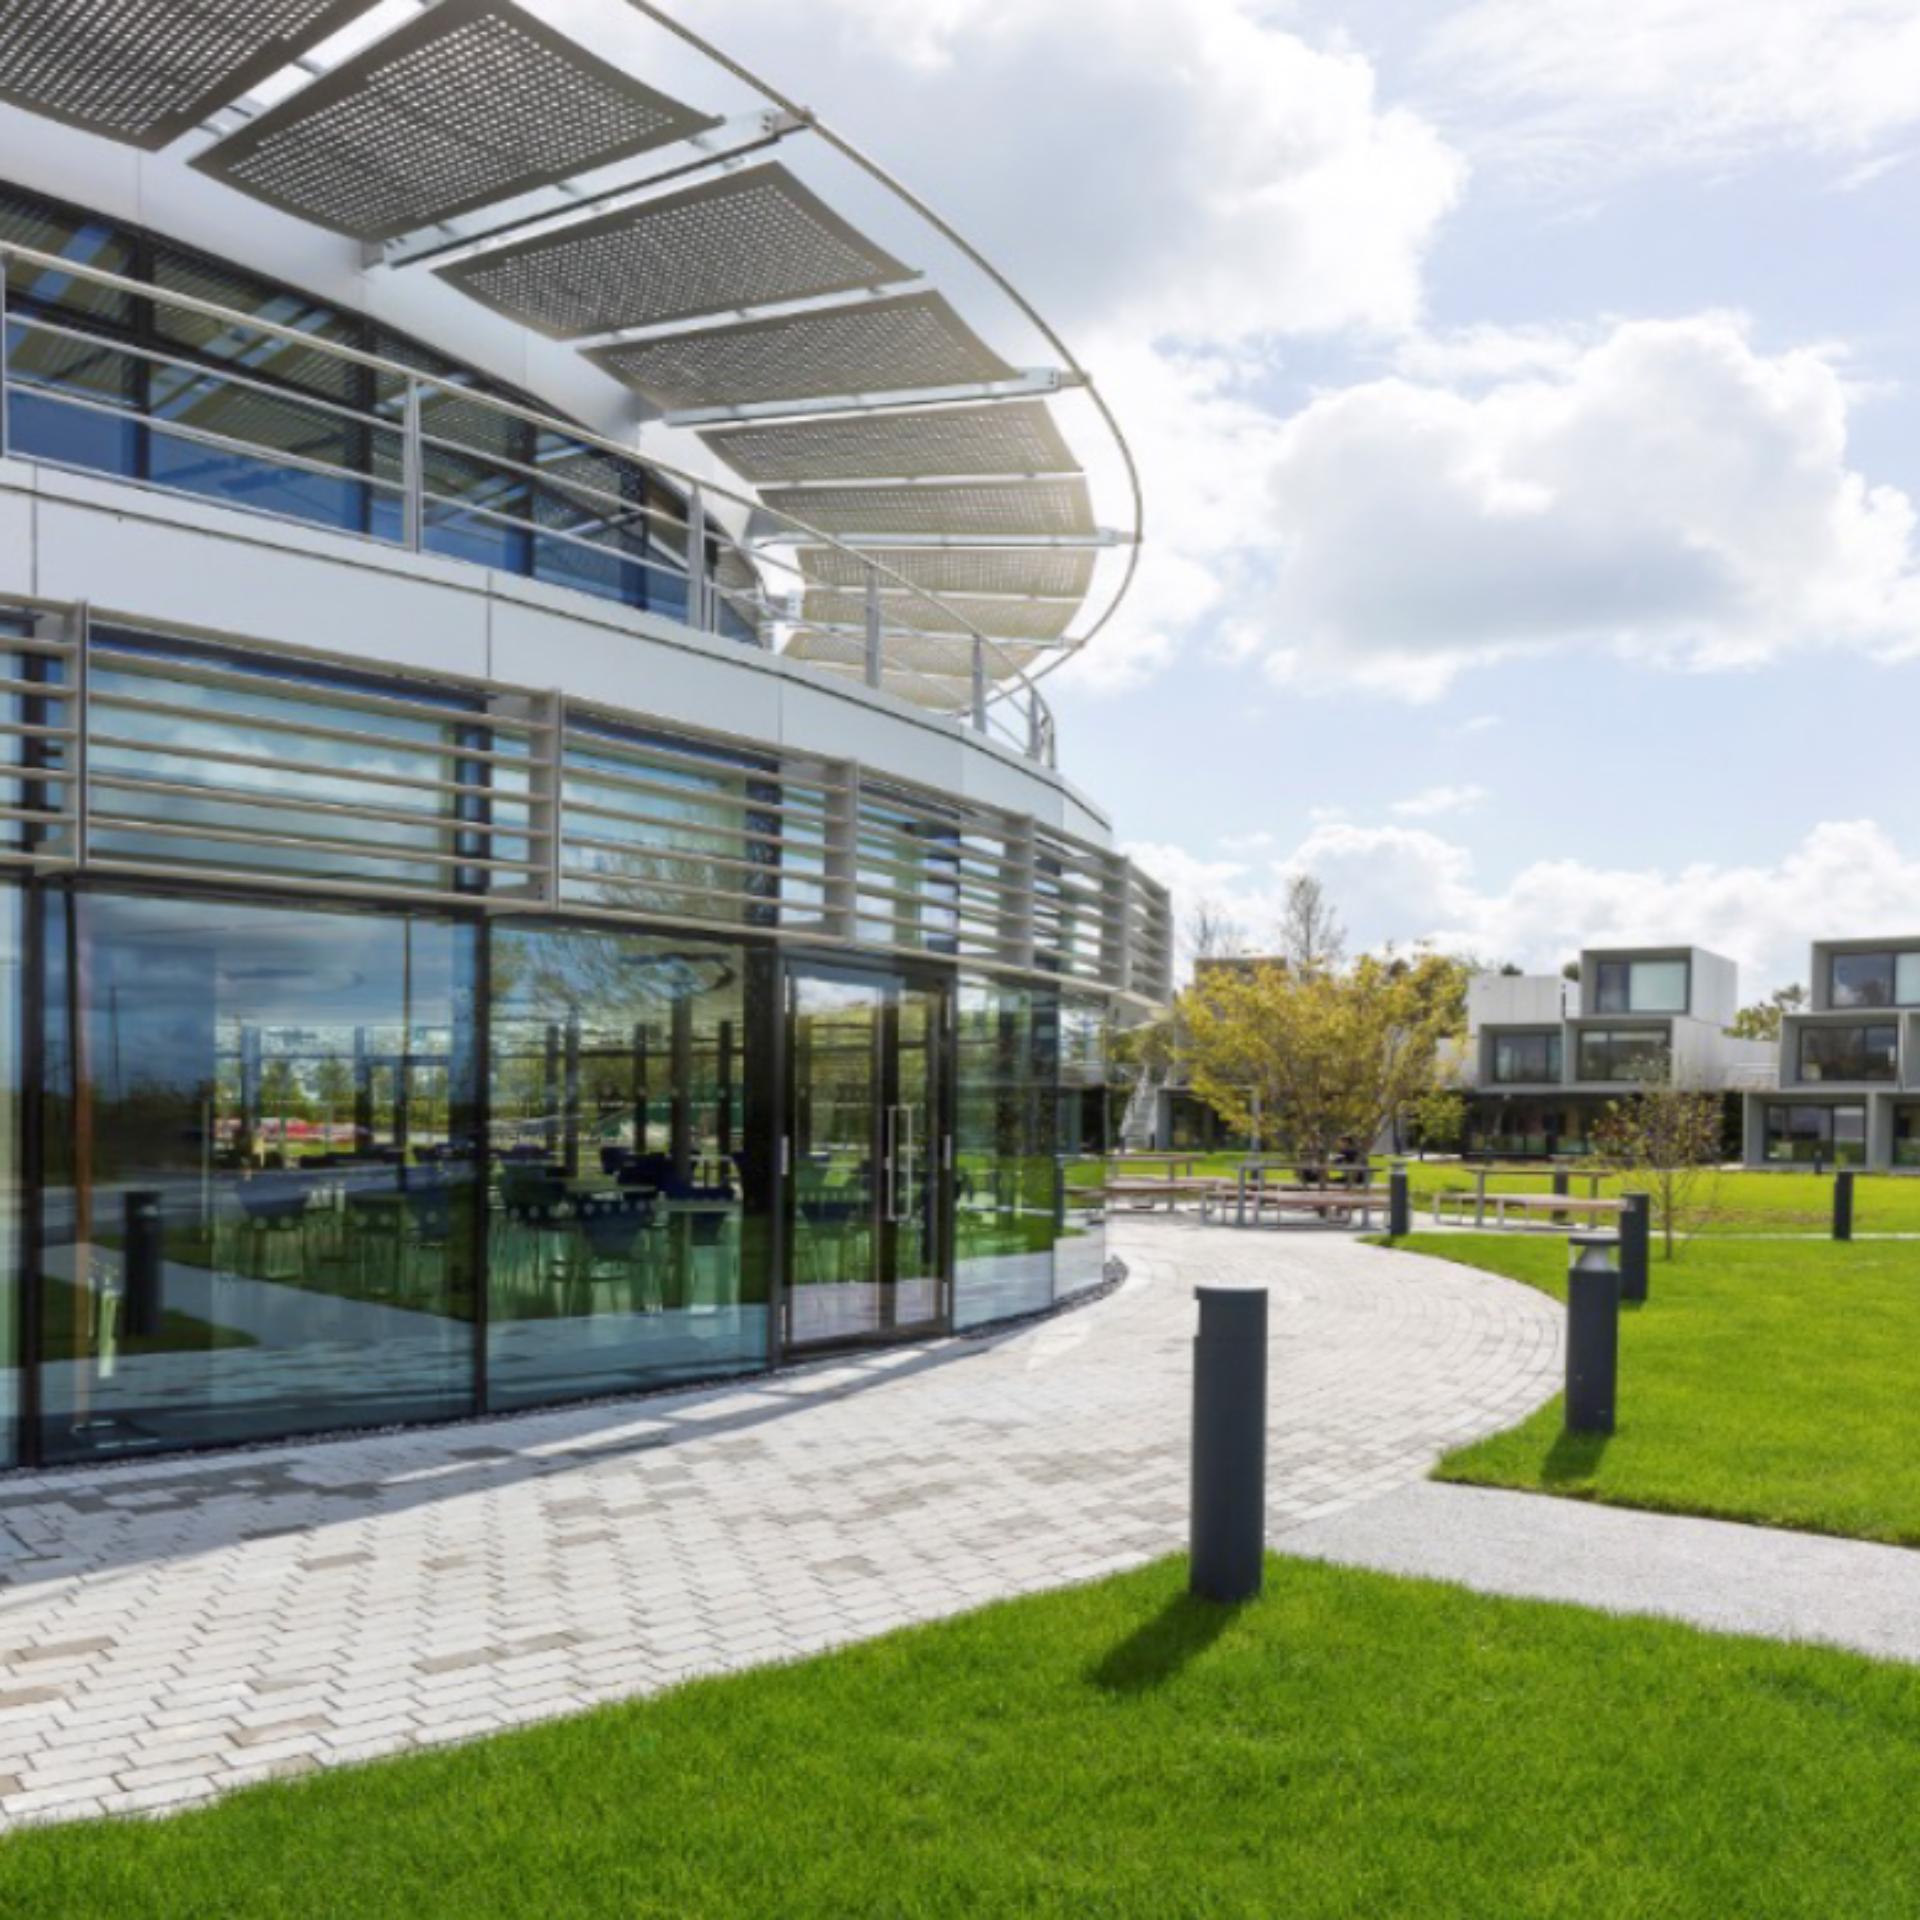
xmin=0 ymin=1 xmax=1170 ymax=1466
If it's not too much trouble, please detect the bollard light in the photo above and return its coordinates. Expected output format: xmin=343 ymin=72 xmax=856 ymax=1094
xmin=1564 ymin=1233 xmax=1621 ymax=1435
xmin=1619 ymin=1192 xmax=1651 ymax=1303
xmin=1833 ymin=1168 xmax=1854 ymax=1243
xmin=1388 ymin=1167 xmax=1411 ymax=1238
xmin=1190 ymin=1286 xmax=1268 ymax=1603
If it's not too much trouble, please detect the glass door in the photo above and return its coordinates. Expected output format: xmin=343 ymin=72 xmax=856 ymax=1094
xmin=786 ymin=965 xmax=946 ymax=1351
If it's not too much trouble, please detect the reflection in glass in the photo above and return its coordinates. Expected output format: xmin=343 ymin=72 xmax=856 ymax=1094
xmin=1492 ymin=1031 xmax=1561 ymax=1084
xmin=486 ymin=925 xmax=766 ymax=1408
xmin=1056 ymin=994 xmax=1109 ymax=1302
xmin=39 ymin=892 xmax=478 ymax=1462
xmin=1830 ymin=952 xmax=1896 ymax=1010
xmin=1764 ymin=1102 xmax=1867 ymax=1166
xmin=1576 ymin=1028 xmax=1670 ymax=1083
xmin=953 ymin=979 xmax=1057 ymax=1328
xmin=0 ymin=888 xmax=18 ymax=1463
xmin=1798 ymin=1023 xmax=1897 ymax=1083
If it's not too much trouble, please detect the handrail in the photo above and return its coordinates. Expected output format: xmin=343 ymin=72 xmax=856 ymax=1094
xmin=0 ymin=238 xmax=1058 ymax=761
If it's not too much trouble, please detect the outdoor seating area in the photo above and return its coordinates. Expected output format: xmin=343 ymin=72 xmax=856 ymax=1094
xmin=1099 ymin=1159 xmax=1386 ymax=1230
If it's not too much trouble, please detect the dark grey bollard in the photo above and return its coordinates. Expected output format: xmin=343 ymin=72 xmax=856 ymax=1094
xmin=1619 ymin=1191 xmax=1650 ymax=1303
xmin=1550 ymin=1166 xmax=1570 ymax=1226
xmin=1191 ymin=1286 xmax=1268 ymax=1603
xmin=1833 ymin=1169 xmax=1854 ymax=1242
xmin=1388 ymin=1168 xmax=1411 ymax=1237
xmin=1565 ymin=1234 xmax=1621 ymax=1435
xmin=122 ymin=1189 xmax=165 ymax=1339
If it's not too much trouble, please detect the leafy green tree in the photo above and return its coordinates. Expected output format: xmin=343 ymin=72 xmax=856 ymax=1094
xmin=1727 ymin=984 xmax=1807 ymax=1042
xmin=1590 ymin=1058 xmax=1724 ymax=1256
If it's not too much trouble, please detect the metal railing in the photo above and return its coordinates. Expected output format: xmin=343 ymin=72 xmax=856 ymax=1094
xmin=0 ymin=239 xmax=1061 ymax=765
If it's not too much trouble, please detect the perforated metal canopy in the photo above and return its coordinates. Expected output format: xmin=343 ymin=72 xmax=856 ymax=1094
xmin=437 ymin=164 xmax=915 ymax=339
xmin=0 ymin=0 xmax=375 ymax=149
xmin=762 ymin=478 xmax=1094 ymax=539
xmin=190 ymin=0 xmax=719 ymax=243
xmin=703 ymin=401 xmax=1077 ymax=483
xmin=584 ymin=292 xmax=1018 ymax=413
xmin=799 ymin=545 xmax=1097 ymax=600
xmin=798 ymin=588 xmax=1076 ymax=644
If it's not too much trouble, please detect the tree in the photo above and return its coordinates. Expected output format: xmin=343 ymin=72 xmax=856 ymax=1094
xmin=1182 ymin=897 xmax=1245 ymax=971
xmin=1409 ymin=1085 xmax=1467 ymax=1155
xmin=1178 ymin=949 xmax=1465 ymax=1175
xmin=1589 ymin=1058 xmax=1724 ymax=1257
xmin=1727 ymin=983 xmax=1807 ymax=1042
xmin=1275 ymin=874 xmax=1345 ymax=977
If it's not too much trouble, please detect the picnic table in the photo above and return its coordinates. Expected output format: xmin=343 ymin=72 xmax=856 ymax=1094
xmin=1434 ymin=1189 xmax=1626 ymax=1230
xmin=1447 ymin=1164 xmax=1608 ymax=1228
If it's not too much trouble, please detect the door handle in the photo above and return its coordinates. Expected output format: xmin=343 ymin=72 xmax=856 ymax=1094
xmin=883 ymin=1104 xmax=899 ymax=1223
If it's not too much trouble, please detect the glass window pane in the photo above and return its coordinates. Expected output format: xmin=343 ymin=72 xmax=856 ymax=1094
xmin=1798 ymin=1023 xmax=1897 ymax=1083
xmin=1593 ymin=962 xmax=1630 ymax=1014
xmin=1056 ymin=994 xmax=1108 ymax=1301
xmin=39 ymin=892 xmax=478 ymax=1463
xmin=1897 ymin=954 xmax=1920 ymax=1007
xmin=1628 ymin=959 xmax=1688 ymax=1012
xmin=0 ymin=887 xmax=19 ymax=1464
xmin=486 ymin=925 xmax=767 ymax=1409
xmin=1831 ymin=952 xmax=1895 ymax=1008
xmin=954 ymin=979 xmax=1059 ymax=1327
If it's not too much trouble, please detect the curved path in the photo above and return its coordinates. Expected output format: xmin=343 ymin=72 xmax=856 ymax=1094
xmin=0 ymin=1224 xmax=1560 ymax=1826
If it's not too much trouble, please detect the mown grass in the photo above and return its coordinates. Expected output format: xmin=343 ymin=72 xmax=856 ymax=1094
xmin=1381 ymin=1232 xmax=1920 ymax=1546
xmin=5 ymin=1555 xmax=1920 ymax=1918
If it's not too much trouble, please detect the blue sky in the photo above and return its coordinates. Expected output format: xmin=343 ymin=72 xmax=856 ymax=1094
xmin=708 ymin=0 xmax=1920 ymax=994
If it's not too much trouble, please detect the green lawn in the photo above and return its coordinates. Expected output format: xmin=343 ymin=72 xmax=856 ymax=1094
xmin=5 ymin=1555 xmax=1920 ymax=1918
xmin=1381 ymin=1232 xmax=1920 ymax=1547
xmin=1092 ymin=1153 xmax=1920 ymax=1236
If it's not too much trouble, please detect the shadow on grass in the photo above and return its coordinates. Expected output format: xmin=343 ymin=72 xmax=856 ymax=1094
xmin=1540 ymin=1426 xmax=1612 ymax=1485
xmin=1088 ymin=1584 xmax=1247 ymax=1695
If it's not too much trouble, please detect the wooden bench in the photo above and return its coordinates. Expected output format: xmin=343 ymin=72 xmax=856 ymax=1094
xmin=1198 ymin=1183 xmax=1386 ymax=1229
xmin=1101 ymin=1177 xmax=1221 ymax=1212
xmin=1434 ymin=1190 xmax=1627 ymax=1230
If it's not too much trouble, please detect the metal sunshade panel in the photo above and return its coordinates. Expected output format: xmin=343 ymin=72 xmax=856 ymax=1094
xmin=437 ymin=164 xmax=915 ymax=339
xmin=786 ymin=627 xmax=1044 ymax=680
xmin=0 ymin=0 xmax=376 ymax=150
xmin=762 ymin=478 xmax=1094 ymax=539
xmin=191 ymin=0 xmax=720 ymax=243
xmin=587 ymin=293 xmax=1016 ymax=413
xmin=702 ymin=401 xmax=1077 ymax=484
xmin=799 ymin=589 xmax=1076 ymax=644
xmin=800 ymin=545 xmax=1096 ymax=600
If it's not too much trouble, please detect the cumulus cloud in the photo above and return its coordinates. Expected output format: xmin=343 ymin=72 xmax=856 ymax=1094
xmin=1426 ymin=0 xmax=1920 ymax=186
xmin=1129 ymin=818 xmax=1920 ymax=992
xmin=1257 ymin=313 xmax=1920 ymax=698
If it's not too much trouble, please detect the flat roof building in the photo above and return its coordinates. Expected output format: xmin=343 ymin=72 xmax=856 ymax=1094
xmin=0 ymin=4 xmax=1168 ymax=1466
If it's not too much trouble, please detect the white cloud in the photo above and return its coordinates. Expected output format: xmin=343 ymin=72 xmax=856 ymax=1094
xmin=1426 ymin=0 xmax=1920 ymax=186
xmin=1390 ymin=782 xmax=1490 ymax=818
xmin=1129 ymin=818 xmax=1920 ymax=992
xmin=1255 ymin=313 xmax=1920 ymax=698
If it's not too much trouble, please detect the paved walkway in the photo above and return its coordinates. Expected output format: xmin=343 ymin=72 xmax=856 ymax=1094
xmin=1286 ymin=1481 xmax=1920 ymax=1665
xmin=0 ymin=1222 xmax=1559 ymax=1827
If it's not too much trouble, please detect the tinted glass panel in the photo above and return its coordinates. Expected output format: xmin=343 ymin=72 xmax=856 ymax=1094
xmin=1056 ymin=994 xmax=1108 ymax=1301
xmin=1577 ymin=1029 xmax=1669 ymax=1082
xmin=39 ymin=892 xmax=478 ymax=1463
xmin=486 ymin=924 xmax=767 ymax=1409
xmin=1764 ymin=1103 xmax=1866 ymax=1166
xmin=1492 ymin=1032 xmax=1560 ymax=1083
xmin=1798 ymin=1023 xmax=1897 ymax=1083
xmin=953 ymin=979 xmax=1058 ymax=1328
xmin=0 ymin=887 xmax=19 ymax=1463
xmin=1629 ymin=959 xmax=1688 ymax=1012
xmin=1831 ymin=952 xmax=1896 ymax=1009
xmin=1899 ymin=954 xmax=1920 ymax=1007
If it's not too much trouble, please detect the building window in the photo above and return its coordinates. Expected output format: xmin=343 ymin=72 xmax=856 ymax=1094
xmin=1593 ymin=958 xmax=1689 ymax=1015
xmin=1056 ymin=994 xmax=1109 ymax=1301
xmin=1798 ymin=1023 xmax=1897 ymax=1083
xmin=38 ymin=891 xmax=481 ymax=1463
xmin=1491 ymin=1031 xmax=1561 ymax=1084
xmin=1577 ymin=1028 xmax=1670 ymax=1083
xmin=486 ymin=924 xmax=768 ymax=1411
xmin=1764 ymin=1103 xmax=1866 ymax=1166
xmin=1828 ymin=950 xmax=1920 ymax=1009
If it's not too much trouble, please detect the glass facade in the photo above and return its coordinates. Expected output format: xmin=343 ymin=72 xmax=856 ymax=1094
xmin=1764 ymin=1103 xmax=1866 ymax=1166
xmin=1828 ymin=951 xmax=1920 ymax=1010
xmin=39 ymin=892 xmax=479 ymax=1462
xmin=1576 ymin=1028 xmax=1671 ymax=1083
xmin=1593 ymin=958 xmax=1689 ymax=1015
xmin=1491 ymin=1031 xmax=1561 ymax=1084
xmin=487 ymin=924 xmax=769 ymax=1409
xmin=0 ymin=871 xmax=1118 ymax=1465
xmin=1797 ymin=1023 xmax=1897 ymax=1083
xmin=953 ymin=979 xmax=1057 ymax=1328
